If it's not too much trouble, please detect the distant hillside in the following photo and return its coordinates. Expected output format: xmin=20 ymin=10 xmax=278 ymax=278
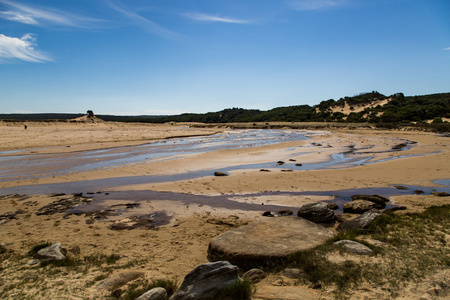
xmin=0 ymin=113 xmax=163 ymax=122
xmin=129 ymin=91 xmax=450 ymax=125
xmin=1 ymin=92 xmax=449 ymax=127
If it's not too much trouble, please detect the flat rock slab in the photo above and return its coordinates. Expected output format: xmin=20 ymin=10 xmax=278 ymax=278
xmin=208 ymin=217 xmax=335 ymax=269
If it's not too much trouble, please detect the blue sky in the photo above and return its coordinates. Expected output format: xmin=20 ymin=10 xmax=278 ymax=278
xmin=1 ymin=0 xmax=449 ymax=115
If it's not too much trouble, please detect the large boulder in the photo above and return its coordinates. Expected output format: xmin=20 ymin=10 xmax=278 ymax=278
xmin=208 ymin=217 xmax=335 ymax=269
xmin=297 ymin=202 xmax=335 ymax=223
xmin=350 ymin=194 xmax=389 ymax=208
xmin=337 ymin=210 xmax=381 ymax=232
xmin=33 ymin=243 xmax=65 ymax=262
xmin=343 ymin=200 xmax=383 ymax=214
xmin=169 ymin=261 xmax=239 ymax=300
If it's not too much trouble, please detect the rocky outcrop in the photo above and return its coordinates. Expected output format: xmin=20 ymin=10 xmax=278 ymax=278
xmin=169 ymin=261 xmax=239 ymax=300
xmin=350 ymin=194 xmax=389 ymax=208
xmin=343 ymin=200 xmax=383 ymax=214
xmin=208 ymin=217 xmax=335 ymax=269
xmin=137 ymin=287 xmax=168 ymax=300
xmin=337 ymin=210 xmax=381 ymax=232
xmin=297 ymin=202 xmax=335 ymax=223
xmin=33 ymin=243 xmax=65 ymax=262
xmin=334 ymin=240 xmax=373 ymax=255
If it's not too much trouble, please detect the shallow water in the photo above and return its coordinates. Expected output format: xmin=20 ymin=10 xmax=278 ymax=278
xmin=0 ymin=129 xmax=313 ymax=181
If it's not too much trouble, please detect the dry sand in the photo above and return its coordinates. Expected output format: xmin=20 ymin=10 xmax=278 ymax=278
xmin=0 ymin=120 xmax=449 ymax=299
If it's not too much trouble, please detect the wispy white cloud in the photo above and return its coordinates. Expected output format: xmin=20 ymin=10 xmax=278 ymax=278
xmin=444 ymin=47 xmax=450 ymax=51
xmin=0 ymin=0 xmax=104 ymax=28
xmin=0 ymin=33 xmax=52 ymax=63
xmin=288 ymin=0 xmax=350 ymax=11
xmin=184 ymin=12 xmax=250 ymax=24
xmin=0 ymin=9 xmax=37 ymax=24
xmin=104 ymin=0 xmax=181 ymax=39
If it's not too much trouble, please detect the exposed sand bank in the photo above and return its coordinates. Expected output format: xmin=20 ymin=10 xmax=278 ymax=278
xmin=0 ymin=120 xmax=449 ymax=299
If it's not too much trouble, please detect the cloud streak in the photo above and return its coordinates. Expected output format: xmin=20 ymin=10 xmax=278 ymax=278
xmin=288 ymin=0 xmax=350 ymax=11
xmin=184 ymin=12 xmax=250 ymax=24
xmin=0 ymin=0 xmax=104 ymax=28
xmin=104 ymin=0 xmax=181 ymax=39
xmin=0 ymin=34 xmax=52 ymax=63
xmin=444 ymin=47 xmax=450 ymax=51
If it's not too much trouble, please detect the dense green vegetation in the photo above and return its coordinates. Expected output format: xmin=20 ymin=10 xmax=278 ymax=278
xmin=1 ymin=92 xmax=449 ymax=125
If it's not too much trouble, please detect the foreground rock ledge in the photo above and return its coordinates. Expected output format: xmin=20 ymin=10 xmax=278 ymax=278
xmin=208 ymin=217 xmax=335 ymax=269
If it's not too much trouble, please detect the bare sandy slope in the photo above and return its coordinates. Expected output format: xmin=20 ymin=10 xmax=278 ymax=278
xmin=0 ymin=120 xmax=449 ymax=299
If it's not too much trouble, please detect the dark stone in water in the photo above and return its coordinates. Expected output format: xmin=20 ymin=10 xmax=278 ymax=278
xmin=277 ymin=161 xmax=285 ymax=165
xmin=260 ymin=169 xmax=271 ymax=172
xmin=214 ymin=171 xmax=228 ymax=177
xmin=414 ymin=190 xmax=425 ymax=194
xmin=394 ymin=186 xmax=408 ymax=190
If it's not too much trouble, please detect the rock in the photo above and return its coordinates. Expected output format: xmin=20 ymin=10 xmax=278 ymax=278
xmin=278 ymin=209 xmax=293 ymax=216
xmin=394 ymin=185 xmax=408 ymax=190
xmin=334 ymin=240 xmax=374 ymax=255
xmin=213 ymin=172 xmax=228 ymax=177
xmin=350 ymin=194 xmax=389 ymax=207
xmin=326 ymin=202 xmax=339 ymax=210
xmin=431 ymin=192 xmax=450 ymax=197
xmin=260 ymin=169 xmax=271 ymax=172
xmin=208 ymin=217 xmax=335 ymax=269
xmin=384 ymin=205 xmax=407 ymax=212
xmin=282 ymin=268 xmax=303 ymax=279
xmin=137 ymin=287 xmax=168 ymax=300
xmin=242 ymin=268 xmax=266 ymax=284
xmin=295 ymin=163 xmax=302 ymax=167
xmin=169 ymin=261 xmax=239 ymax=300
xmin=262 ymin=211 xmax=275 ymax=217
xmin=414 ymin=190 xmax=425 ymax=194
xmin=337 ymin=210 xmax=381 ymax=232
xmin=343 ymin=200 xmax=383 ymax=214
xmin=33 ymin=243 xmax=65 ymax=262
xmin=96 ymin=271 xmax=144 ymax=291
xmin=277 ymin=161 xmax=285 ymax=165
xmin=297 ymin=202 xmax=334 ymax=223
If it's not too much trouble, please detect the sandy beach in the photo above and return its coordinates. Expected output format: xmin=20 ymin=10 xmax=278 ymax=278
xmin=0 ymin=119 xmax=449 ymax=299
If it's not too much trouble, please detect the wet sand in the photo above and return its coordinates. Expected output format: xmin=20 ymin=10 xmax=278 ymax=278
xmin=0 ymin=120 xmax=449 ymax=299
